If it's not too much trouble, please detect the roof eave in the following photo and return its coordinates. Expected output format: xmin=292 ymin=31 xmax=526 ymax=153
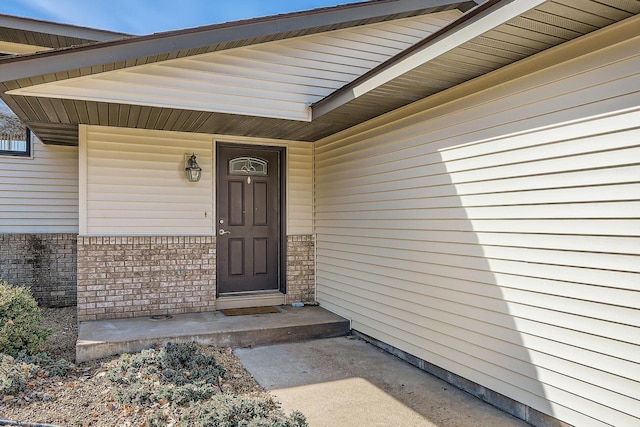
xmin=0 ymin=13 xmax=130 ymax=41
xmin=0 ymin=0 xmax=472 ymax=83
xmin=312 ymin=0 xmax=551 ymax=118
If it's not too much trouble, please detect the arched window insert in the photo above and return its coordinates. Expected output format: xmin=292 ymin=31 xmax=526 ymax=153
xmin=229 ymin=157 xmax=268 ymax=176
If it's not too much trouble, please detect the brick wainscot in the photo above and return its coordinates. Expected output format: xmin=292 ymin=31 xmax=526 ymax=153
xmin=77 ymin=235 xmax=315 ymax=321
xmin=0 ymin=233 xmax=77 ymax=307
xmin=77 ymin=236 xmax=217 ymax=321
xmin=286 ymin=235 xmax=315 ymax=304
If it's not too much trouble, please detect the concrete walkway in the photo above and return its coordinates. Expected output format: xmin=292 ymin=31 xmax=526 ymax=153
xmin=236 ymin=336 xmax=529 ymax=427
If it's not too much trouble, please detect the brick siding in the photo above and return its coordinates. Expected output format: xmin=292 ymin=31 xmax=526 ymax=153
xmin=63 ymin=234 xmax=314 ymax=321
xmin=286 ymin=235 xmax=315 ymax=304
xmin=0 ymin=234 xmax=77 ymax=307
xmin=77 ymin=236 xmax=216 ymax=321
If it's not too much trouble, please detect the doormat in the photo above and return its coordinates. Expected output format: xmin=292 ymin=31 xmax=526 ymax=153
xmin=222 ymin=306 xmax=280 ymax=316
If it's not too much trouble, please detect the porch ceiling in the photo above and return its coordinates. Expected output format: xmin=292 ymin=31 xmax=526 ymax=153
xmin=0 ymin=0 xmax=638 ymax=146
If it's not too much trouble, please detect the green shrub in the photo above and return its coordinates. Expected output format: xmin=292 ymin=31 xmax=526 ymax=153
xmin=0 ymin=353 xmax=39 ymax=395
xmin=0 ymin=352 xmax=72 ymax=396
xmin=0 ymin=280 xmax=51 ymax=357
xmin=107 ymin=342 xmax=226 ymax=406
xmin=18 ymin=351 xmax=73 ymax=378
xmin=109 ymin=343 xmax=309 ymax=427
xmin=174 ymin=394 xmax=308 ymax=427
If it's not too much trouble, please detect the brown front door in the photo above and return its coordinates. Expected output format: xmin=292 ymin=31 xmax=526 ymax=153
xmin=216 ymin=144 xmax=283 ymax=294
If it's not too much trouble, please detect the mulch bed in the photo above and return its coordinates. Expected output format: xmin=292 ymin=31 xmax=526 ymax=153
xmin=0 ymin=307 xmax=272 ymax=426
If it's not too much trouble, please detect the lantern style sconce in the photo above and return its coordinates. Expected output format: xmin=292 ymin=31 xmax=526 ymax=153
xmin=185 ymin=153 xmax=202 ymax=182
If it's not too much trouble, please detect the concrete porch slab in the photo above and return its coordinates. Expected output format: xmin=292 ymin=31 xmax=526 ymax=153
xmin=76 ymin=305 xmax=350 ymax=363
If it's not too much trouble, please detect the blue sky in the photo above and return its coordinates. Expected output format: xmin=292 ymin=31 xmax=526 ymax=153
xmin=1 ymin=0 xmax=365 ymax=35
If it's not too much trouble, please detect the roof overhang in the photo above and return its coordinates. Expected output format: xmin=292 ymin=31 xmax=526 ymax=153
xmin=313 ymin=0 xmax=536 ymax=117
xmin=1 ymin=0 xmax=638 ymax=145
xmin=0 ymin=40 xmax=50 ymax=55
xmin=309 ymin=0 xmax=640 ymax=131
xmin=0 ymin=13 xmax=129 ymax=56
xmin=0 ymin=0 xmax=475 ymax=82
xmin=0 ymin=13 xmax=129 ymax=42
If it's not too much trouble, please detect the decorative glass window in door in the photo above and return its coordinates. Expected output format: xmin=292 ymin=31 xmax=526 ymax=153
xmin=229 ymin=157 xmax=268 ymax=176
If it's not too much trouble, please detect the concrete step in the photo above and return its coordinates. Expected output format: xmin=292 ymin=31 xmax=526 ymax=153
xmin=76 ymin=305 xmax=350 ymax=363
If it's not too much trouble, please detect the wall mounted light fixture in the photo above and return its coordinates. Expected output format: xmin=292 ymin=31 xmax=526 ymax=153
xmin=185 ymin=153 xmax=202 ymax=182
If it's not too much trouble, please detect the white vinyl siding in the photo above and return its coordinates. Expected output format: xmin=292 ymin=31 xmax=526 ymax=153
xmin=314 ymin=21 xmax=640 ymax=427
xmin=287 ymin=142 xmax=313 ymax=234
xmin=0 ymin=137 xmax=78 ymax=233
xmin=81 ymin=126 xmax=312 ymax=236
xmin=82 ymin=126 xmax=214 ymax=236
xmin=9 ymin=11 xmax=461 ymax=121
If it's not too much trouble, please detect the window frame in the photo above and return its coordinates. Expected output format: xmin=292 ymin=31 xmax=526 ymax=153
xmin=0 ymin=128 xmax=32 ymax=157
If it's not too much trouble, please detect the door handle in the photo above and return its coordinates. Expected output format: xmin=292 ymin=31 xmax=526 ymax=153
xmin=219 ymin=229 xmax=231 ymax=235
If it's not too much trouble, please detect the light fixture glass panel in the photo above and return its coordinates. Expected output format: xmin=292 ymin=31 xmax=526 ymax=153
xmin=185 ymin=153 xmax=202 ymax=182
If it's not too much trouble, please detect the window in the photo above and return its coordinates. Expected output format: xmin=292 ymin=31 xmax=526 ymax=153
xmin=228 ymin=156 xmax=268 ymax=176
xmin=1 ymin=99 xmax=31 ymax=157
xmin=0 ymin=128 xmax=31 ymax=157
